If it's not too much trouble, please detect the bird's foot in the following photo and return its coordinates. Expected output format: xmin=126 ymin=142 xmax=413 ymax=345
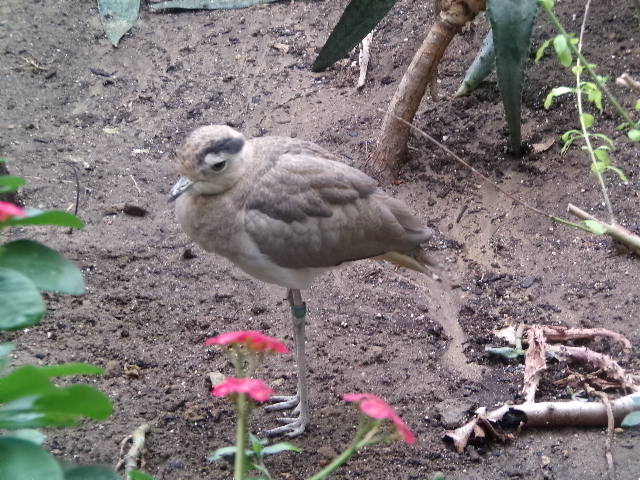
xmin=265 ymin=394 xmax=299 ymax=412
xmin=264 ymin=394 xmax=307 ymax=437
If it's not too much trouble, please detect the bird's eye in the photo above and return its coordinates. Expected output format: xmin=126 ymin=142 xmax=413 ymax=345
xmin=211 ymin=161 xmax=227 ymax=172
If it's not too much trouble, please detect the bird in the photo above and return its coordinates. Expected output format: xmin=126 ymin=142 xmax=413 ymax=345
xmin=169 ymin=125 xmax=437 ymax=437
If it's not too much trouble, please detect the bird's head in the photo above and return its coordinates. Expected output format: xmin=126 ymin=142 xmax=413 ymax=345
xmin=169 ymin=125 xmax=248 ymax=201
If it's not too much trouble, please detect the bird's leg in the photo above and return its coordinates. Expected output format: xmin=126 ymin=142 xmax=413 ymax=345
xmin=265 ymin=288 xmax=309 ymax=437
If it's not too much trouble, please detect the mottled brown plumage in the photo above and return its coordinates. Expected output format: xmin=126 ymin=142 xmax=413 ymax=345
xmin=170 ymin=125 xmax=436 ymax=436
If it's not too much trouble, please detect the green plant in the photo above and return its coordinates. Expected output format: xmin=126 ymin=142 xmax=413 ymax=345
xmin=0 ymin=163 xmax=117 ymax=479
xmin=206 ymin=330 xmax=416 ymax=480
xmin=534 ymin=0 xmax=640 ymax=250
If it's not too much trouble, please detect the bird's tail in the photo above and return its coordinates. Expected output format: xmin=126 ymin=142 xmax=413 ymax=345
xmin=377 ymin=249 xmax=443 ymax=282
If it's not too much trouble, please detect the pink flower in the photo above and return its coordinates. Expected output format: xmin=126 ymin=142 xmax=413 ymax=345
xmin=212 ymin=377 xmax=274 ymax=402
xmin=0 ymin=202 xmax=26 ymax=222
xmin=343 ymin=393 xmax=416 ymax=445
xmin=205 ymin=330 xmax=289 ymax=354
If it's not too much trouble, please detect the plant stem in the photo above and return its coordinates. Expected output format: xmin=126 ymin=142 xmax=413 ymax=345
xmin=305 ymin=442 xmax=360 ymax=480
xmin=574 ymin=0 xmax=616 ymax=224
xmin=306 ymin=422 xmax=381 ymax=480
xmin=541 ymin=3 xmax=636 ymax=127
xmin=234 ymin=394 xmax=249 ymax=480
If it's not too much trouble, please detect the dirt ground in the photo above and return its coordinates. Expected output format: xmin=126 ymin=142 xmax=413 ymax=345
xmin=2 ymin=0 xmax=640 ymax=479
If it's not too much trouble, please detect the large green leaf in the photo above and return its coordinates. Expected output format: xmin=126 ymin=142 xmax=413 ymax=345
xmin=456 ymin=31 xmax=495 ymax=97
xmin=0 ymin=366 xmax=112 ymax=428
xmin=2 ymin=428 xmax=46 ymax=445
xmin=0 ymin=240 xmax=84 ymax=295
xmin=312 ymin=0 xmax=398 ymax=72
xmin=0 ymin=343 xmax=15 ymax=372
xmin=0 ymin=366 xmax=56 ymax=404
xmin=64 ymin=465 xmax=121 ymax=480
xmin=0 ymin=176 xmax=26 ymax=194
xmin=0 ymin=437 xmax=64 ymax=480
xmin=130 ymin=471 xmax=158 ymax=480
xmin=97 ymin=0 xmax=141 ymax=46
xmin=2 ymin=209 xmax=84 ymax=229
xmin=0 ymin=268 xmax=44 ymax=331
xmin=149 ymin=0 xmax=279 ymax=11
xmin=487 ymin=0 xmax=538 ymax=155
xmin=38 ymin=363 xmax=104 ymax=378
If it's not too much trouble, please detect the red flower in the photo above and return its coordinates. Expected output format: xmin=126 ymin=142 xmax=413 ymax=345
xmin=212 ymin=377 xmax=274 ymax=402
xmin=343 ymin=393 xmax=416 ymax=445
xmin=0 ymin=202 xmax=26 ymax=222
xmin=205 ymin=330 xmax=288 ymax=354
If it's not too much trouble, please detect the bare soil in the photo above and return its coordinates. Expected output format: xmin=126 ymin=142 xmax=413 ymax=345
xmin=2 ymin=1 xmax=640 ymax=479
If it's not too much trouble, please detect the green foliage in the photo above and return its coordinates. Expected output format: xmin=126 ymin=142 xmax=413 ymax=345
xmin=0 ymin=268 xmax=45 ymax=330
xmin=130 ymin=470 xmax=158 ymax=480
xmin=312 ymin=0 xmax=397 ymax=72
xmin=1 ymin=209 xmax=84 ymax=229
xmin=0 ymin=176 xmax=26 ymax=194
xmin=64 ymin=466 xmax=121 ymax=480
xmin=209 ymin=434 xmax=301 ymax=479
xmin=0 ymin=437 xmax=65 ymax=480
xmin=487 ymin=0 xmax=539 ymax=155
xmin=0 ymin=168 xmax=118 ymax=480
xmin=580 ymin=220 xmax=607 ymax=235
xmin=0 ymin=240 xmax=85 ymax=295
xmin=97 ymin=0 xmax=140 ymax=46
xmin=456 ymin=31 xmax=495 ymax=97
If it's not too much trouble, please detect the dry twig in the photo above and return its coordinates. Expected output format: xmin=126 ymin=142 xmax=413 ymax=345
xmin=116 ymin=423 xmax=151 ymax=478
xmin=357 ymin=31 xmax=374 ymax=90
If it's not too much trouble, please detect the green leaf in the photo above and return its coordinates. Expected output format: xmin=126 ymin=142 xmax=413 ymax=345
xmin=208 ymin=446 xmax=238 ymax=462
xmin=34 ymin=384 xmax=113 ymax=422
xmin=582 ymin=82 xmax=604 ymax=112
xmin=592 ymin=148 xmax=610 ymax=164
xmin=0 ymin=176 xmax=26 ymax=194
xmin=0 ymin=366 xmax=55 ymax=404
xmin=64 ymin=465 xmax=120 ymax=480
xmin=635 ymin=99 xmax=640 ymax=110
xmin=621 ymin=411 xmax=640 ymax=427
xmin=37 ymin=363 xmax=105 ymax=378
xmin=262 ymin=442 xmax=302 ymax=456
xmin=456 ymin=31 xmax=495 ymax=97
xmin=628 ymin=129 xmax=640 ymax=142
xmin=590 ymin=160 xmax=607 ymax=175
xmin=130 ymin=471 xmax=158 ymax=480
xmin=580 ymin=113 xmax=594 ymax=128
xmin=487 ymin=0 xmax=539 ymax=155
xmin=581 ymin=220 xmax=607 ymax=235
xmin=606 ymin=166 xmax=629 ymax=183
xmin=552 ymin=34 xmax=572 ymax=67
xmin=0 ymin=240 xmax=85 ymax=295
xmin=312 ymin=0 xmax=398 ymax=72
xmin=544 ymin=86 xmax=573 ymax=109
xmin=0 ymin=437 xmax=64 ymax=480
xmin=149 ymin=0 xmax=279 ymax=10
xmin=97 ymin=0 xmax=141 ymax=46
xmin=535 ymin=38 xmax=552 ymax=63
xmin=538 ymin=0 xmax=553 ymax=9
xmin=0 ymin=268 xmax=45 ymax=331
xmin=0 ymin=343 xmax=15 ymax=371
xmin=2 ymin=210 xmax=84 ymax=229
xmin=485 ymin=346 xmax=525 ymax=359
xmin=0 ymin=366 xmax=112 ymax=428
xmin=2 ymin=428 xmax=46 ymax=445
xmin=590 ymin=133 xmax=616 ymax=149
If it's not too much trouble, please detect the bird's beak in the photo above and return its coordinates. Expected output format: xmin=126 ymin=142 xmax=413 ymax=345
xmin=168 ymin=177 xmax=194 ymax=202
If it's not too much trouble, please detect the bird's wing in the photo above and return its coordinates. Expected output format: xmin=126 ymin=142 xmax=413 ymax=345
xmin=244 ymin=152 xmax=430 ymax=269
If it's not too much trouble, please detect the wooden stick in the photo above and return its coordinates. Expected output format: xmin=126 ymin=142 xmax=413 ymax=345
xmin=357 ymin=31 xmax=374 ymax=90
xmin=567 ymin=203 xmax=640 ymax=255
